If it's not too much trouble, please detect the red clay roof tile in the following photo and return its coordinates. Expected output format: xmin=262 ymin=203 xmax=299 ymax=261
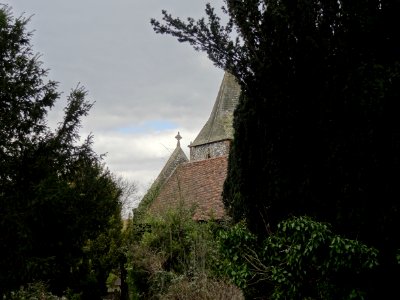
xmin=150 ymin=156 xmax=228 ymax=220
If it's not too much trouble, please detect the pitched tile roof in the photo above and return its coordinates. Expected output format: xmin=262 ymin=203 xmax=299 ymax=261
xmin=154 ymin=142 xmax=188 ymax=187
xmin=149 ymin=156 xmax=228 ymax=220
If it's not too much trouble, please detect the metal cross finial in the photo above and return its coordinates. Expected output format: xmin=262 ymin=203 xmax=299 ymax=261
xmin=175 ymin=132 xmax=182 ymax=146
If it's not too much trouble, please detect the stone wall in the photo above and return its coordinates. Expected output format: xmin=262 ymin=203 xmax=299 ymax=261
xmin=190 ymin=140 xmax=231 ymax=161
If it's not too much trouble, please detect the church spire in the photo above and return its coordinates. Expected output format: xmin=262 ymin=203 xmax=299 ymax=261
xmin=190 ymin=72 xmax=241 ymax=147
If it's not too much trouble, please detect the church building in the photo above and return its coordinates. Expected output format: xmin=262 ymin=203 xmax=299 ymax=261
xmin=147 ymin=72 xmax=241 ymax=220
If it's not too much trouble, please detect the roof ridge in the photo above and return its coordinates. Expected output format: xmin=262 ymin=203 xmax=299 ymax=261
xmin=154 ymin=137 xmax=189 ymax=186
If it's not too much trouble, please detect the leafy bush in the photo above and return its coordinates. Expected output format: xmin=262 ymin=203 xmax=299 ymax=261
xmin=218 ymin=217 xmax=379 ymax=299
xmin=216 ymin=222 xmax=257 ymax=290
xmin=261 ymin=216 xmax=379 ymax=299
xmin=127 ymin=204 xmax=222 ymax=299
xmin=163 ymin=275 xmax=243 ymax=300
xmin=7 ymin=282 xmax=63 ymax=300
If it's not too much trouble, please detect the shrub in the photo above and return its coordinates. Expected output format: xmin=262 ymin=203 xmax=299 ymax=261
xmin=217 ymin=216 xmax=379 ymax=299
xmin=260 ymin=216 xmax=379 ymax=299
xmin=127 ymin=204 xmax=221 ymax=299
xmin=163 ymin=275 xmax=244 ymax=300
xmin=7 ymin=282 xmax=63 ymax=300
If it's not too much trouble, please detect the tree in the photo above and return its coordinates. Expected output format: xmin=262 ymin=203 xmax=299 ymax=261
xmin=152 ymin=0 xmax=400 ymax=296
xmin=0 ymin=5 xmax=122 ymax=297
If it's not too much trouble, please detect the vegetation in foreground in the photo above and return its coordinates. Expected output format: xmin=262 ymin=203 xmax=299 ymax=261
xmin=3 ymin=1 xmax=400 ymax=299
xmin=126 ymin=200 xmax=379 ymax=299
xmin=0 ymin=5 xmax=126 ymax=298
xmin=152 ymin=0 xmax=400 ymax=297
xmin=127 ymin=191 xmax=243 ymax=299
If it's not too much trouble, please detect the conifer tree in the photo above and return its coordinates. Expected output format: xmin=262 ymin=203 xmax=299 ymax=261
xmin=152 ymin=1 xmax=400 ymax=296
xmin=0 ymin=6 xmax=122 ymax=296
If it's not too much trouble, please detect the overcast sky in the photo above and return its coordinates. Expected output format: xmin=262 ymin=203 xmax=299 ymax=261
xmin=4 ymin=0 xmax=226 ymax=201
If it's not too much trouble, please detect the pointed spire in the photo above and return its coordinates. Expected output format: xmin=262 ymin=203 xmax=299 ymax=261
xmin=190 ymin=72 xmax=241 ymax=147
xmin=175 ymin=131 xmax=182 ymax=147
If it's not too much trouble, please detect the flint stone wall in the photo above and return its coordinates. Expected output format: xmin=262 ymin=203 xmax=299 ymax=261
xmin=190 ymin=140 xmax=231 ymax=161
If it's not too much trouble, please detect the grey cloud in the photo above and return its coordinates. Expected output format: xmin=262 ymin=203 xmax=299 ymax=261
xmin=5 ymin=0 xmax=226 ymax=195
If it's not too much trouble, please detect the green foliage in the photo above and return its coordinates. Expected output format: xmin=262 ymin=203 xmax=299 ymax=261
xmin=73 ymin=212 xmax=125 ymax=299
xmin=162 ymin=275 xmax=244 ymax=300
xmin=131 ymin=182 xmax=160 ymax=225
xmin=0 ymin=5 xmax=123 ymax=297
xmin=397 ymin=249 xmax=400 ymax=265
xmin=127 ymin=204 xmax=240 ymax=299
xmin=218 ymin=217 xmax=379 ymax=299
xmin=216 ymin=222 xmax=256 ymax=290
xmin=152 ymin=1 xmax=400 ymax=296
xmin=0 ymin=5 xmax=58 ymax=143
xmin=7 ymin=282 xmax=61 ymax=300
xmin=261 ymin=217 xmax=378 ymax=299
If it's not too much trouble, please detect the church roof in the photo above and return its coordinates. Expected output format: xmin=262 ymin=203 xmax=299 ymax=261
xmin=190 ymin=72 xmax=241 ymax=147
xmin=153 ymin=132 xmax=189 ymax=187
xmin=150 ymin=156 xmax=228 ymax=221
xmin=141 ymin=73 xmax=240 ymax=221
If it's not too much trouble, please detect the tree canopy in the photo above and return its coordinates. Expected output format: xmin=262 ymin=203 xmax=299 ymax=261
xmin=152 ymin=0 xmax=400 ymax=297
xmin=0 ymin=5 xmax=123 ymax=297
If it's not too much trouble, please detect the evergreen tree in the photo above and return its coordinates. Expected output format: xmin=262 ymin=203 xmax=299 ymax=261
xmin=152 ymin=0 xmax=400 ymax=296
xmin=0 ymin=6 xmax=122 ymax=296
